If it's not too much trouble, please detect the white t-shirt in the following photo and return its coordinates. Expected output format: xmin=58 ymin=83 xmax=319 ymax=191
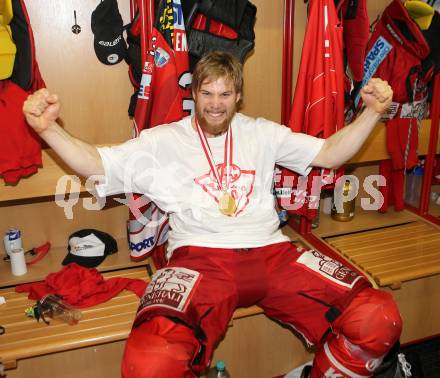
xmin=96 ymin=113 xmax=324 ymax=253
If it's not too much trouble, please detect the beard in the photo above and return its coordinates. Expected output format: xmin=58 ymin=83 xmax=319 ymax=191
xmin=195 ymin=106 xmax=236 ymax=137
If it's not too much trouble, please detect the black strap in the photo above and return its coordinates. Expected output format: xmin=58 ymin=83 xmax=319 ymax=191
xmin=299 ymin=292 xmax=342 ymax=322
xmin=344 ymin=0 xmax=358 ymax=20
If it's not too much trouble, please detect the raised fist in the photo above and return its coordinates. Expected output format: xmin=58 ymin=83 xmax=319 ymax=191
xmin=360 ymin=78 xmax=393 ymax=114
xmin=23 ymin=88 xmax=61 ymax=134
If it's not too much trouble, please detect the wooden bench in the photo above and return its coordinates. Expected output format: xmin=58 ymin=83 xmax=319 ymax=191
xmin=325 ymin=220 xmax=440 ymax=289
xmin=0 ymin=266 xmax=268 ymax=375
xmin=311 ymin=119 xmax=440 ymax=289
xmin=0 ymin=226 xmax=306 ymax=375
xmin=0 ymin=267 xmax=147 ymax=370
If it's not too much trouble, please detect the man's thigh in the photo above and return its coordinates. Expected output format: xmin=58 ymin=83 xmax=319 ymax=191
xmin=134 ymin=246 xmax=241 ymax=370
xmin=258 ymin=243 xmax=370 ymax=345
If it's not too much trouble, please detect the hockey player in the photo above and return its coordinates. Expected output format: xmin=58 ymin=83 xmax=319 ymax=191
xmin=23 ymin=51 xmax=402 ymax=378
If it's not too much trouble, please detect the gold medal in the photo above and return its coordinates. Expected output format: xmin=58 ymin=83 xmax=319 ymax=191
xmin=195 ymin=119 xmax=237 ymax=216
xmin=218 ymin=191 xmax=237 ymax=216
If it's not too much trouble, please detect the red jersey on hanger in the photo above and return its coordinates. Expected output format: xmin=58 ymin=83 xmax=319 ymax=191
xmin=276 ymin=0 xmax=344 ymax=220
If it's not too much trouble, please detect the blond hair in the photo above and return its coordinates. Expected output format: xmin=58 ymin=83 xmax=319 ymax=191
xmin=191 ymin=51 xmax=243 ymax=94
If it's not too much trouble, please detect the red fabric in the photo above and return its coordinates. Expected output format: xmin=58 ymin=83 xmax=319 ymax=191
xmin=379 ymin=160 xmax=392 ymax=213
xmin=312 ymin=288 xmax=402 ymax=377
xmin=122 ymin=316 xmax=198 ymax=378
xmin=434 ymin=157 xmax=440 ymax=182
xmin=384 ymin=118 xmax=417 ymax=210
xmin=365 ymin=0 xmax=431 ymax=105
xmin=133 ymin=242 xmax=370 ymax=372
xmin=15 ymin=263 xmax=147 ymax=308
xmin=0 ymin=0 xmax=46 ymax=184
xmin=342 ymin=0 xmax=369 ymax=82
xmin=391 ymin=169 xmax=405 ymax=211
xmin=192 ymin=13 xmax=238 ymax=39
xmin=378 ymin=160 xmax=405 ymax=213
xmin=132 ymin=0 xmax=190 ymax=134
xmin=291 ymin=0 xmax=344 ymax=143
xmin=386 ymin=118 xmax=419 ymax=171
xmin=362 ymin=0 xmax=433 ymax=213
xmin=364 ymin=0 xmax=432 ymax=165
xmin=0 ymin=80 xmax=42 ymax=183
xmin=276 ymin=0 xmax=345 ymax=220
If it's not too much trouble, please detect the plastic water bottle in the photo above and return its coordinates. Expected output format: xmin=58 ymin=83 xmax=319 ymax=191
xmin=26 ymin=294 xmax=82 ymax=325
xmin=207 ymin=360 xmax=230 ymax=378
xmin=405 ymin=165 xmax=424 ymax=206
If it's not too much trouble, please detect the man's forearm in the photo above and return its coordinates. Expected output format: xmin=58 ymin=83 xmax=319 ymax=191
xmin=312 ymin=78 xmax=392 ymax=169
xmin=39 ymin=121 xmax=105 ymax=177
xmin=313 ymin=107 xmax=381 ymax=168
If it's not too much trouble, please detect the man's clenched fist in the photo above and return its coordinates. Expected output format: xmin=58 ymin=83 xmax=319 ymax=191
xmin=360 ymin=78 xmax=393 ymax=114
xmin=23 ymin=88 xmax=60 ymax=134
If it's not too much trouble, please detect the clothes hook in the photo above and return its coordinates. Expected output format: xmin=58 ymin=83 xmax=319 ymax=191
xmin=72 ymin=10 xmax=81 ymax=34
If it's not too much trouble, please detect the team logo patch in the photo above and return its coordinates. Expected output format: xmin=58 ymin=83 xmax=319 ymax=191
xmin=137 ymin=267 xmax=201 ymax=314
xmin=154 ymin=47 xmax=170 ymax=68
xmin=296 ymin=250 xmax=362 ymax=288
xmin=194 ymin=163 xmax=255 ymax=216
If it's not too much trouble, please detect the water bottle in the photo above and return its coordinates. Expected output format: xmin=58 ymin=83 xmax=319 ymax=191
xmin=207 ymin=360 xmax=230 ymax=378
xmin=26 ymin=294 xmax=82 ymax=325
xmin=405 ymin=165 xmax=424 ymax=207
xmin=278 ymin=208 xmax=289 ymax=228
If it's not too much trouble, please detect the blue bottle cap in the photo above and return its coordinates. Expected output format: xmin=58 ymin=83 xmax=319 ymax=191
xmin=414 ymin=166 xmax=424 ymax=176
xmin=216 ymin=360 xmax=225 ymax=371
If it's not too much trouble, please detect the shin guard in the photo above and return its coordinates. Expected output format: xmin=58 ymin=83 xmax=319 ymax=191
xmin=122 ymin=316 xmax=200 ymax=378
xmin=311 ymin=289 xmax=402 ymax=377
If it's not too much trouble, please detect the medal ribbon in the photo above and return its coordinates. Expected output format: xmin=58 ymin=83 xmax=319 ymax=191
xmin=195 ymin=118 xmax=233 ymax=192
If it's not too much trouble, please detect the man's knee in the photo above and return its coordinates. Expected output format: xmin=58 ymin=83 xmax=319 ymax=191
xmin=122 ymin=316 xmax=199 ymax=378
xmin=310 ymin=289 xmax=403 ymax=377
xmin=336 ymin=287 xmax=402 ymax=355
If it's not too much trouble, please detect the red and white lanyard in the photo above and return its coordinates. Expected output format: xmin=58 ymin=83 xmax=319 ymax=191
xmin=195 ymin=118 xmax=233 ymax=192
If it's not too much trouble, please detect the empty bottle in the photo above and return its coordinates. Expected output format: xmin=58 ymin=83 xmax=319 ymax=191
xmin=405 ymin=165 xmax=424 ymax=207
xmin=26 ymin=294 xmax=81 ymax=325
xmin=207 ymin=360 xmax=230 ymax=378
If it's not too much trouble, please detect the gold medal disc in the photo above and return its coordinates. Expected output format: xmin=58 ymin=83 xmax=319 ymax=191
xmin=218 ymin=192 xmax=237 ymax=216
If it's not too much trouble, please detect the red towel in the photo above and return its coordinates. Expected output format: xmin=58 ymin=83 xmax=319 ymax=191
xmin=0 ymin=80 xmax=42 ymax=183
xmin=16 ymin=263 xmax=148 ymax=308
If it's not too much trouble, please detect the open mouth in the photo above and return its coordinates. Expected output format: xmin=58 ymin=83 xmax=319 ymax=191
xmin=205 ymin=110 xmax=225 ymax=120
